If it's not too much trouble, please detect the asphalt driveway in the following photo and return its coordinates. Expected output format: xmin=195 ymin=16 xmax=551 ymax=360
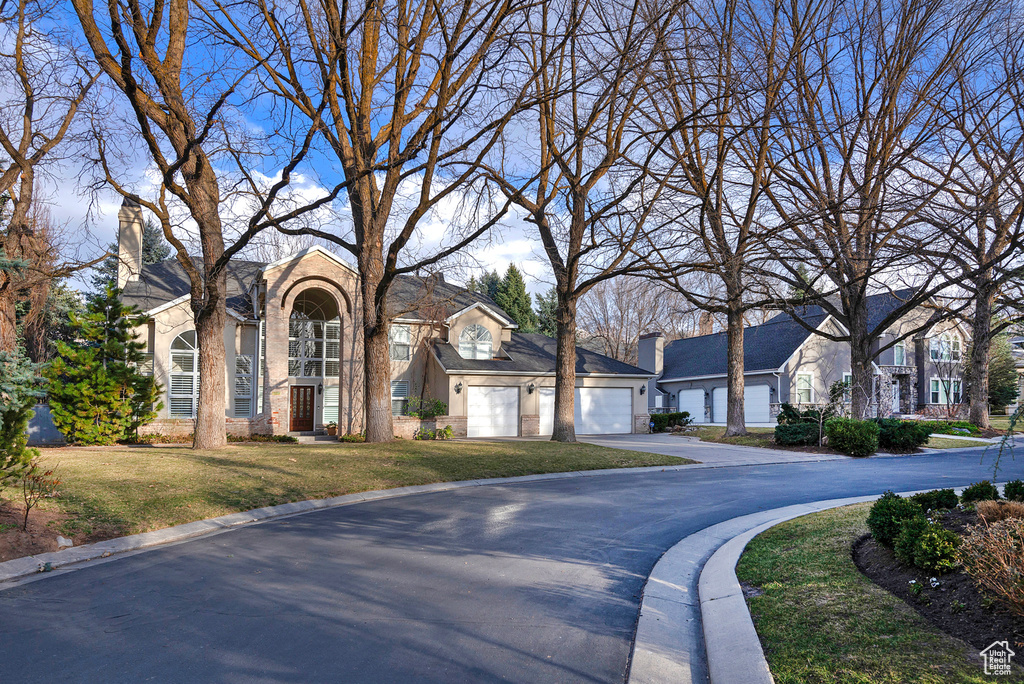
xmin=2 ymin=446 xmax=1022 ymax=683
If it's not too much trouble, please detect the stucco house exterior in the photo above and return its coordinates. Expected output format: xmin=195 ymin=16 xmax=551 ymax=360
xmin=114 ymin=199 xmax=652 ymax=439
xmin=638 ymin=290 xmax=970 ymax=424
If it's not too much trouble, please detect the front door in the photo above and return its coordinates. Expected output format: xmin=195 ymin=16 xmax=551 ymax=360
xmin=290 ymin=385 xmax=315 ymax=432
xmin=891 ymin=379 xmax=901 ymax=414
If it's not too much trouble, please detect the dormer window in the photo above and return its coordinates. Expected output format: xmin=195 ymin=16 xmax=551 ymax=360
xmin=459 ymin=324 xmax=493 ymax=360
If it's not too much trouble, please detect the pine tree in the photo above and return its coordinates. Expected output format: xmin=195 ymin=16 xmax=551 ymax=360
xmin=468 ymin=269 xmax=502 ymax=300
xmin=43 ymin=283 xmax=162 ymax=444
xmin=0 ymin=337 xmax=38 ymax=497
xmin=495 ymin=264 xmax=538 ymax=332
xmin=534 ymin=287 xmax=558 ymax=337
xmin=988 ymin=334 xmax=1020 ymax=410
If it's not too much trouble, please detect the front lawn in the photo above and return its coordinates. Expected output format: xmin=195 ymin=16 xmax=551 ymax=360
xmin=926 ymin=436 xmax=989 ymax=450
xmin=685 ymin=426 xmax=777 ymax=448
xmin=736 ymin=503 xmax=1015 ymax=683
xmin=10 ymin=440 xmax=686 ymax=548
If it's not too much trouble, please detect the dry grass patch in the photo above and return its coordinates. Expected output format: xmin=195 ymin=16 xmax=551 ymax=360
xmin=21 ymin=440 xmax=686 ymax=543
xmin=977 ymin=500 xmax=1024 ymax=524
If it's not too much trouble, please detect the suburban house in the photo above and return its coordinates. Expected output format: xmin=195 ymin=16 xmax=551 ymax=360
xmin=113 ymin=199 xmax=653 ymax=439
xmin=1011 ymin=335 xmax=1024 ymax=413
xmin=638 ymin=290 xmax=970 ymax=424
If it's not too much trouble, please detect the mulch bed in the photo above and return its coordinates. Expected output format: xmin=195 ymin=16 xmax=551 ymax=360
xmin=853 ymin=508 xmax=1024 ymax=652
xmin=0 ymin=501 xmax=118 ymax=563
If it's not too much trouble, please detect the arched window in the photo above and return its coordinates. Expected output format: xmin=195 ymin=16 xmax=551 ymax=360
xmin=169 ymin=331 xmax=198 ymax=418
xmin=930 ymin=332 xmax=961 ymax=362
xmin=288 ymin=289 xmax=341 ymax=378
xmin=459 ymin=324 xmax=493 ymax=360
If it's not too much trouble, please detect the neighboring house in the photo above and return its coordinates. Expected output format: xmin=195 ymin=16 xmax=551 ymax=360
xmin=1010 ymin=336 xmax=1024 ymax=412
xmin=114 ymin=199 xmax=652 ymax=439
xmin=638 ymin=290 xmax=969 ymax=424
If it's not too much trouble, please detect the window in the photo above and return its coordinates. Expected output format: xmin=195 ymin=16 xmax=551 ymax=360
xmin=893 ymin=340 xmax=906 ymax=366
xmin=842 ymin=372 xmax=853 ymax=402
xmin=391 ymin=381 xmax=409 ymax=416
xmin=138 ymin=353 xmax=154 ymax=376
xmin=169 ymin=331 xmax=198 ymax=418
xmin=930 ymin=333 xmax=961 ymax=362
xmin=459 ymin=324 xmax=493 ymax=360
xmin=930 ymin=377 xmax=962 ymax=404
xmin=389 ymin=324 xmax=411 ymax=361
xmin=796 ymin=373 xmax=814 ymax=404
xmin=289 ymin=319 xmax=340 ymax=378
xmin=235 ymin=355 xmax=253 ymax=417
xmin=323 ymin=385 xmax=339 ymax=424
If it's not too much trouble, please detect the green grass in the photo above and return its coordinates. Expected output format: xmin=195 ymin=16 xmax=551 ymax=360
xmin=925 ymin=436 xmax=988 ymax=450
xmin=736 ymin=503 xmax=1018 ymax=683
xmin=31 ymin=440 xmax=688 ymax=537
xmin=989 ymin=414 xmax=1017 ymax=431
xmin=685 ymin=426 xmax=777 ymax=448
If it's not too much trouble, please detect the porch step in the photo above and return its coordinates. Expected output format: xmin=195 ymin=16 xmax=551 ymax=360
xmin=288 ymin=432 xmax=338 ymax=444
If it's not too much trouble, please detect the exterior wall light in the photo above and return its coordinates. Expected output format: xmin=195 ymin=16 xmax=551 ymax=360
xmin=527 ymin=383 xmax=535 ymax=394
xmin=318 ymin=382 xmax=323 ymax=395
xmin=640 ymin=385 xmax=646 ymax=395
xmin=454 ymin=382 xmax=463 ymax=394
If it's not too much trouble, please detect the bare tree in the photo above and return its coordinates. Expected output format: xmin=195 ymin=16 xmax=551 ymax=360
xmin=0 ymin=0 xmax=99 ymax=351
xmin=73 ymin=0 xmax=337 ymax=448
xmin=639 ymin=0 xmax=796 ymax=436
xmin=577 ymin=277 xmax=690 ymax=363
xmin=761 ymin=0 xmax=998 ymax=419
xmin=483 ymin=0 xmax=686 ymax=442
xmin=203 ymin=0 xmax=529 ymax=442
xmin=916 ymin=24 xmax=1024 ymax=427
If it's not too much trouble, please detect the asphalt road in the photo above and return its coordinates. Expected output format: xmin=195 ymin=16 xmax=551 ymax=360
xmin=3 ymin=446 xmax=1022 ymax=683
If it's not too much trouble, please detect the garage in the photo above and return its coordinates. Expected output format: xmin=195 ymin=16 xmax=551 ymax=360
xmin=675 ymin=389 xmax=706 ymax=423
xmin=467 ymin=386 xmax=519 ymax=437
xmin=575 ymin=387 xmax=632 ymax=434
xmin=539 ymin=387 xmax=633 ymax=435
xmin=712 ymin=384 xmax=771 ymax=424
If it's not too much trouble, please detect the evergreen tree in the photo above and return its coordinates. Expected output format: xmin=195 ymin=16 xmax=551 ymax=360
xmin=467 ymin=269 xmax=501 ymax=300
xmin=15 ymin=281 xmax=83 ymax=362
xmin=91 ymin=219 xmax=170 ymax=290
xmin=988 ymin=334 xmax=1020 ymax=410
xmin=534 ymin=287 xmax=558 ymax=337
xmin=43 ymin=283 xmax=162 ymax=444
xmin=495 ymin=264 xmax=538 ymax=332
xmin=0 ymin=338 xmax=38 ymax=497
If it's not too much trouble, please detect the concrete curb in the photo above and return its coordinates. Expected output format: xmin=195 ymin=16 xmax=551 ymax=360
xmin=628 ymin=483 xmax=1006 ymax=684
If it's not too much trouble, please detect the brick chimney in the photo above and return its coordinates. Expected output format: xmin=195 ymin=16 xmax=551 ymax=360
xmin=117 ymin=197 xmax=144 ymax=289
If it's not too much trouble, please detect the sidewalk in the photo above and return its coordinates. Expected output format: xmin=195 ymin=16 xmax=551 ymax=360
xmin=580 ymin=433 xmax=846 ymax=468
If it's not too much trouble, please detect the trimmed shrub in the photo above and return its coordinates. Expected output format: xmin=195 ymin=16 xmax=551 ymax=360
xmin=867 ymin=491 xmax=924 ymax=547
xmin=873 ymin=419 xmax=932 ymax=452
xmin=407 ymin=397 xmax=448 ymax=420
xmin=927 ymin=420 xmax=981 ymax=436
xmin=774 ymin=422 xmax=821 ymax=446
xmin=894 ymin=515 xmax=929 ymax=566
xmin=651 ymin=412 xmax=692 ymax=432
xmin=911 ymin=489 xmax=958 ymax=512
xmin=1004 ymin=479 xmax=1024 ymax=502
xmin=913 ymin=524 xmax=960 ymax=574
xmin=824 ymin=417 xmax=879 ymax=457
xmin=959 ymin=518 xmax=1024 ymax=617
xmin=961 ymin=480 xmax=1000 ymax=504
xmin=977 ymin=500 xmax=1024 ymax=524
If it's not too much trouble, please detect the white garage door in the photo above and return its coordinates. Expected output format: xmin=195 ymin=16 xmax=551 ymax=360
xmin=467 ymin=386 xmax=519 ymax=437
xmin=575 ymin=387 xmax=632 ymax=435
xmin=539 ymin=387 xmax=555 ymax=435
xmin=676 ymin=389 xmax=705 ymax=423
xmin=713 ymin=385 xmax=771 ymax=424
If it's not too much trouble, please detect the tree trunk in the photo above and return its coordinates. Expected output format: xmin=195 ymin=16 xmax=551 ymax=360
xmin=848 ymin=301 xmax=874 ymax=420
xmin=551 ymin=291 xmax=577 ymax=443
xmin=360 ymin=255 xmax=393 ymax=443
xmin=724 ymin=299 xmax=747 ymax=436
xmin=968 ymin=282 xmax=995 ymax=428
xmin=192 ymin=284 xmax=228 ymax=449
xmin=0 ymin=291 xmax=15 ymax=352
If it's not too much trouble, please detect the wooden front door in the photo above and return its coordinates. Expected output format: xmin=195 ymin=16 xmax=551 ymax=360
xmin=290 ymin=385 xmax=315 ymax=432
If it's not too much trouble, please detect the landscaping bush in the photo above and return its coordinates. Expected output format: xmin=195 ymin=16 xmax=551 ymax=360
xmin=910 ymin=489 xmax=958 ymax=512
xmin=0 ymin=347 xmax=39 ymax=497
xmin=959 ymin=518 xmax=1024 ymax=617
xmin=824 ymin=417 xmax=879 ymax=457
xmin=1004 ymin=479 xmax=1024 ymax=502
xmin=927 ymin=420 xmax=981 ymax=436
xmin=867 ymin=491 xmax=924 ymax=547
xmin=872 ymin=419 xmax=932 ymax=452
xmin=894 ymin=515 xmax=929 ymax=566
xmin=913 ymin=523 xmax=960 ymax=574
xmin=407 ymin=397 xmax=448 ymax=420
xmin=774 ymin=422 xmax=821 ymax=446
xmin=961 ymin=480 xmax=1000 ymax=504
xmin=339 ymin=432 xmax=365 ymax=443
xmin=650 ymin=412 xmax=692 ymax=432
xmin=977 ymin=500 xmax=1024 ymax=524
xmin=777 ymin=403 xmax=823 ymax=425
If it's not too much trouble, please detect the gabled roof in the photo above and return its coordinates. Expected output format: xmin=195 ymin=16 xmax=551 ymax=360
xmin=660 ymin=312 xmax=830 ymax=380
xmin=659 ymin=288 xmax=923 ymax=382
xmin=433 ymin=333 xmax=652 ymax=376
xmin=120 ymin=251 xmax=515 ymax=323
